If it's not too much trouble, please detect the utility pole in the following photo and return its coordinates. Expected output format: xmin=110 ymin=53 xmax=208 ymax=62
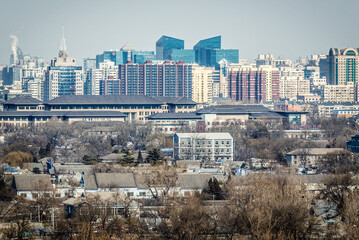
xmin=49 ymin=207 xmax=56 ymax=229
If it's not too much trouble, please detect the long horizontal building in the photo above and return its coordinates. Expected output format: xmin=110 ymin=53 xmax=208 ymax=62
xmin=0 ymin=95 xmax=197 ymax=126
xmin=147 ymin=104 xmax=308 ymax=133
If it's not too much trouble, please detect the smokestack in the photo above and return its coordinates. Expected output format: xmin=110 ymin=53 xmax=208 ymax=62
xmin=9 ymin=34 xmax=18 ymax=65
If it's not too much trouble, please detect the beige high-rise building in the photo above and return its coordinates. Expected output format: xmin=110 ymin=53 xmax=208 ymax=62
xmin=328 ymin=48 xmax=359 ymax=85
xmin=279 ymin=66 xmax=310 ymax=100
xmin=212 ymin=70 xmax=228 ymax=99
xmin=323 ymin=82 xmax=356 ymax=102
xmin=192 ymin=66 xmax=213 ymax=103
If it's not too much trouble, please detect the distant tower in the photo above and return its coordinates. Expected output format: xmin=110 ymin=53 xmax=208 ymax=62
xmin=59 ymin=25 xmax=68 ymax=59
xmin=44 ymin=26 xmax=83 ymax=101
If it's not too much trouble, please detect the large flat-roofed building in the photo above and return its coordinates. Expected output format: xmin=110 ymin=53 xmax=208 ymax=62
xmin=173 ymin=132 xmax=234 ymax=162
xmin=0 ymin=95 xmax=197 ymax=125
xmin=0 ymin=110 xmax=127 ymax=127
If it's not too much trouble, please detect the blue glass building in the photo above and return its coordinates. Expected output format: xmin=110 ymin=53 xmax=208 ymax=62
xmin=96 ymin=51 xmax=124 ymax=68
xmin=193 ymin=36 xmax=239 ymax=67
xmin=156 ymin=35 xmax=184 ymax=60
xmin=133 ymin=51 xmax=156 ymax=64
xmin=193 ymin=36 xmax=221 ymax=66
xmin=171 ymin=49 xmax=195 ymax=63
xmin=209 ymin=49 xmax=239 ymax=69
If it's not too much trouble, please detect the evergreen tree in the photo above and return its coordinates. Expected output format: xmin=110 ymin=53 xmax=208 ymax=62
xmin=204 ymin=177 xmax=224 ymax=200
xmin=0 ymin=169 xmax=13 ymax=201
xmin=119 ymin=148 xmax=135 ymax=164
xmin=146 ymin=148 xmax=165 ymax=165
xmin=137 ymin=150 xmax=144 ymax=163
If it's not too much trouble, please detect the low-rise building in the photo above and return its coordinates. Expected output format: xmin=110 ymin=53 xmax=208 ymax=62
xmin=286 ymin=148 xmax=346 ymax=168
xmin=173 ymin=132 xmax=234 ymax=162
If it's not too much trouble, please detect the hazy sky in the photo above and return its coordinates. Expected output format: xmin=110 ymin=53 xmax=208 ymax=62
xmin=1 ymin=0 xmax=359 ymax=65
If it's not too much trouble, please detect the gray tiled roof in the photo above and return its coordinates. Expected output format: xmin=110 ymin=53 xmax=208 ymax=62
xmin=196 ymin=105 xmax=271 ymax=114
xmin=14 ymin=174 xmax=52 ymax=191
xmin=84 ymin=175 xmax=98 ymax=190
xmin=94 ymin=173 xmax=137 ymax=188
xmin=153 ymin=97 xmax=197 ymax=105
xmin=178 ymin=174 xmax=214 ymax=189
xmin=249 ymin=112 xmax=284 ymax=119
xmin=4 ymin=96 xmax=43 ymax=105
xmin=147 ymin=112 xmax=202 ymax=120
xmin=0 ymin=111 xmax=127 ymax=118
xmin=46 ymin=95 xmax=163 ymax=105
xmin=55 ymin=165 xmax=94 ymax=175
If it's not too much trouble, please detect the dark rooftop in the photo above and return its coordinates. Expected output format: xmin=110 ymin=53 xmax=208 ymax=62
xmin=147 ymin=112 xmax=202 ymax=120
xmin=196 ymin=105 xmax=272 ymax=114
xmin=4 ymin=96 xmax=43 ymax=105
xmin=0 ymin=111 xmax=127 ymax=118
xmin=153 ymin=96 xmax=197 ymax=105
xmin=46 ymin=95 xmax=163 ymax=105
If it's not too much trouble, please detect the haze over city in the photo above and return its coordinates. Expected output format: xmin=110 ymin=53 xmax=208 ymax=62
xmin=3 ymin=0 xmax=359 ymax=239
xmin=1 ymin=0 xmax=359 ymax=64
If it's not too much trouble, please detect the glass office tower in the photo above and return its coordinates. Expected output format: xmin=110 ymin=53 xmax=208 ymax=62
xmin=171 ymin=49 xmax=195 ymax=63
xmin=193 ymin=36 xmax=221 ymax=66
xmin=156 ymin=35 xmax=184 ymax=60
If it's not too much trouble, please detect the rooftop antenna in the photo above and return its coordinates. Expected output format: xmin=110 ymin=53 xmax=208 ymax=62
xmin=59 ymin=25 xmax=68 ymax=58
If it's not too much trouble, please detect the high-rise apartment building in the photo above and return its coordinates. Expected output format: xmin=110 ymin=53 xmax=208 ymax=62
xmin=279 ymin=66 xmax=310 ymax=100
xmin=118 ymin=61 xmax=193 ymax=99
xmin=212 ymin=69 xmax=228 ymax=99
xmin=191 ymin=66 xmax=213 ymax=103
xmin=44 ymin=28 xmax=83 ymax=101
xmin=327 ymin=48 xmax=359 ymax=85
xmin=100 ymin=77 xmax=120 ymax=95
xmin=228 ymin=65 xmax=280 ymax=103
xmin=84 ymin=60 xmax=118 ymax=95
xmin=156 ymin=35 xmax=184 ymax=60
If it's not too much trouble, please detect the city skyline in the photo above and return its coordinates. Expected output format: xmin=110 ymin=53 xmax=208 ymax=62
xmin=1 ymin=0 xmax=359 ymax=64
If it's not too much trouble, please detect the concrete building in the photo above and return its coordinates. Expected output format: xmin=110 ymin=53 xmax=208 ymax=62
xmin=118 ymin=61 xmax=193 ymax=99
xmin=323 ymin=83 xmax=356 ymax=102
xmin=316 ymin=103 xmax=359 ymax=118
xmin=256 ymin=54 xmax=292 ymax=68
xmin=228 ymin=65 xmax=280 ymax=103
xmin=286 ymin=148 xmax=346 ymax=168
xmin=212 ymin=69 xmax=228 ymax=99
xmin=84 ymin=60 xmax=118 ymax=95
xmin=279 ymin=66 xmax=310 ymax=101
xmin=173 ymin=132 xmax=234 ymax=162
xmin=191 ymin=66 xmax=213 ymax=103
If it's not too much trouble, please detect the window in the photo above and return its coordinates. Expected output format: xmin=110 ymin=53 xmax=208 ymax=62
xmin=139 ymin=192 xmax=146 ymax=196
xmin=127 ymin=192 xmax=134 ymax=197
